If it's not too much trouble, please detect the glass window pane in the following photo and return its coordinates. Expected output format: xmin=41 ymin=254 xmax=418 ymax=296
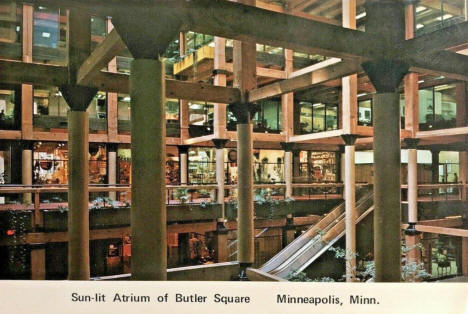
xmin=312 ymin=103 xmax=325 ymax=132
xmin=435 ymin=84 xmax=456 ymax=129
xmin=358 ymin=99 xmax=372 ymax=126
xmin=299 ymin=102 xmax=313 ymax=134
xmin=325 ymin=105 xmax=338 ymax=131
xmin=0 ymin=87 xmax=19 ymax=130
xmin=33 ymin=6 xmax=67 ymax=64
xmin=0 ymin=2 xmax=22 ymax=60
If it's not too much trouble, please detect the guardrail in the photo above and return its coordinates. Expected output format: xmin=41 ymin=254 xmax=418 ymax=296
xmin=401 ymin=183 xmax=466 ymax=202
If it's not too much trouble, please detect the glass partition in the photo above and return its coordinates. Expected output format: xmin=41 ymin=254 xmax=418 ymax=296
xmin=358 ymin=99 xmax=372 ymax=126
xmin=0 ymin=86 xmax=20 ymax=130
xmin=0 ymin=1 xmax=22 ymax=60
xmin=419 ymin=84 xmax=457 ymax=130
xmin=415 ymin=0 xmax=465 ymax=36
xmin=294 ymin=101 xmax=338 ymax=134
xmin=33 ymin=5 xmax=67 ymax=65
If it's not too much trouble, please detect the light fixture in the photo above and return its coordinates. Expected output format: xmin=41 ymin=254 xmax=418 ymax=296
xmin=416 ymin=6 xmax=426 ymax=13
xmin=356 ymin=12 xmax=366 ymax=20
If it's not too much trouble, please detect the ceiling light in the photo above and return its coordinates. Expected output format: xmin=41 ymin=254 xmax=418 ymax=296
xmin=356 ymin=12 xmax=366 ymax=20
xmin=416 ymin=6 xmax=426 ymax=13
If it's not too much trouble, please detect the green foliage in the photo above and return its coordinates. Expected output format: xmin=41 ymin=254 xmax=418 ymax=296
xmin=254 ymin=188 xmax=280 ymax=219
xmin=90 ymin=197 xmax=113 ymax=210
xmin=175 ymin=188 xmax=189 ymax=205
xmin=328 ymin=246 xmax=359 ymax=260
xmin=286 ymin=271 xmax=314 ymax=282
xmin=287 ymin=271 xmax=335 ymax=282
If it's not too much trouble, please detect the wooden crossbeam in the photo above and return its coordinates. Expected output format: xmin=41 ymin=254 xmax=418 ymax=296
xmin=23 ymin=0 xmax=378 ymax=59
xmin=407 ymin=50 xmax=468 ymax=81
xmin=401 ymin=21 xmax=468 ymax=54
xmin=10 ymin=1 xmax=468 ymax=89
xmin=0 ymin=60 xmax=241 ymax=104
xmin=248 ymin=60 xmax=361 ymax=102
xmin=0 ymin=60 xmax=68 ymax=86
xmin=77 ymin=29 xmax=127 ymax=85
xmin=415 ymin=225 xmax=468 ymax=238
xmin=286 ymin=0 xmax=320 ymax=12
xmin=181 ymin=0 xmax=377 ymax=59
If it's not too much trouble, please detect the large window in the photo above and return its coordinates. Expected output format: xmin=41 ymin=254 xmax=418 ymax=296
xmin=33 ymin=5 xmax=67 ymax=64
xmin=90 ymin=16 xmax=107 ymax=52
xmin=358 ymin=99 xmax=372 ymax=126
xmin=0 ymin=1 xmax=22 ymax=60
xmin=227 ymin=99 xmax=282 ymax=133
xmin=252 ymin=99 xmax=282 ymax=133
xmin=33 ymin=142 xmax=107 ymax=184
xmin=295 ymin=101 xmax=338 ymax=134
xmin=0 ymin=86 xmax=20 ymax=130
xmin=419 ymin=84 xmax=457 ymax=130
xmin=415 ymin=1 xmax=465 ymax=36
xmin=293 ymin=151 xmax=338 ymax=183
xmin=358 ymin=95 xmax=405 ymax=128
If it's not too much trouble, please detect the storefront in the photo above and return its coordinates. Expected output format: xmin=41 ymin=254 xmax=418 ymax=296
xmin=33 ymin=142 xmax=108 ymax=185
xmin=118 ymin=146 xmax=180 ymax=185
xmin=293 ymin=151 xmax=338 ymax=183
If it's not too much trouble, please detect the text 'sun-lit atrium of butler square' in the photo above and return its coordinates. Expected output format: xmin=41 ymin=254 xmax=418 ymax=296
xmin=0 ymin=0 xmax=468 ymax=283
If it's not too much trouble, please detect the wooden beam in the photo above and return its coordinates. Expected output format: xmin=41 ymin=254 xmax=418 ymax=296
xmin=26 ymin=0 xmax=374 ymax=58
xmin=418 ymin=216 xmax=463 ymax=228
xmin=417 ymin=126 xmax=468 ymax=138
xmin=223 ymin=63 xmax=287 ymax=79
xmin=287 ymin=0 xmax=320 ymax=12
xmin=0 ymin=60 xmax=241 ymax=104
xmin=249 ymin=61 xmax=361 ymax=102
xmin=289 ymin=58 xmax=341 ymax=78
xmin=401 ymin=21 xmax=468 ymax=55
xmin=181 ymin=0 xmax=378 ymax=59
xmin=289 ymin=129 xmax=344 ymax=143
xmin=77 ymin=29 xmax=127 ymax=85
xmin=415 ymin=225 xmax=468 ymax=238
xmin=407 ymin=50 xmax=468 ymax=81
xmin=0 ymin=60 xmax=68 ymax=86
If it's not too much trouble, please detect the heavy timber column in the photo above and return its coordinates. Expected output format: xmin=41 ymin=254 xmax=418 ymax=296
xmin=341 ymin=135 xmax=357 ymax=282
xmin=178 ymin=145 xmax=189 ymax=185
xmin=112 ymin=8 xmax=180 ymax=280
xmin=213 ymin=139 xmax=228 ymax=216
xmin=21 ymin=142 xmax=32 ymax=204
xmin=61 ymin=86 xmax=97 ymax=280
xmin=130 ymin=59 xmax=167 ymax=280
xmin=362 ymin=0 xmax=408 ymax=282
xmin=404 ymin=138 xmax=421 ymax=264
xmin=281 ymin=143 xmax=295 ymax=199
xmin=60 ymin=8 xmax=97 ymax=280
xmin=229 ymin=105 xmax=255 ymax=273
xmin=231 ymin=0 xmax=257 ymax=279
xmin=108 ymin=144 xmax=117 ymax=200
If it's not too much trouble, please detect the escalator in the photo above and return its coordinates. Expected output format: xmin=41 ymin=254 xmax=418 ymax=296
xmin=260 ymin=188 xmax=374 ymax=278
